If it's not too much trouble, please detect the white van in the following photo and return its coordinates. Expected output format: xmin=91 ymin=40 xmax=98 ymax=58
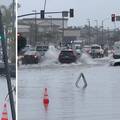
xmin=113 ymin=41 xmax=120 ymax=59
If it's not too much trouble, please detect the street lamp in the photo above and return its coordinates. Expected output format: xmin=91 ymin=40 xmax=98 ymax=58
xmin=48 ymin=15 xmax=53 ymax=44
xmin=48 ymin=16 xmax=52 ymax=32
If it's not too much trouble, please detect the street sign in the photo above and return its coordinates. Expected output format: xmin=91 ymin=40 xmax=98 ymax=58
xmin=116 ymin=16 xmax=120 ymax=21
xmin=62 ymin=11 xmax=68 ymax=17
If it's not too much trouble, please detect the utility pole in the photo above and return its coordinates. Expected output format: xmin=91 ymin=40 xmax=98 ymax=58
xmin=107 ymin=27 xmax=110 ymax=46
xmin=101 ymin=20 xmax=104 ymax=45
xmin=87 ymin=19 xmax=91 ymax=45
xmin=32 ymin=10 xmax=37 ymax=45
xmin=62 ymin=11 xmax=68 ymax=46
xmin=44 ymin=0 xmax=47 ymax=12
xmin=95 ymin=20 xmax=98 ymax=44
xmin=0 ymin=10 xmax=16 ymax=120
xmin=101 ymin=18 xmax=109 ymax=46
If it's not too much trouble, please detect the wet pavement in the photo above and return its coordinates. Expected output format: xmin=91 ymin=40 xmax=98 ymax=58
xmin=18 ymin=63 xmax=120 ymax=120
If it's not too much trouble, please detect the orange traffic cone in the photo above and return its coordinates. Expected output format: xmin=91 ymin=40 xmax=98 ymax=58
xmin=1 ymin=103 xmax=8 ymax=120
xmin=43 ymin=88 xmax=49 ymax=111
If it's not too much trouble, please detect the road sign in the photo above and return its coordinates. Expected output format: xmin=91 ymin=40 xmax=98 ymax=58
xmin=116 ymin=16 xmax=120 ymax=21
xmin=62 ymin=11 xmax=68 ymax=17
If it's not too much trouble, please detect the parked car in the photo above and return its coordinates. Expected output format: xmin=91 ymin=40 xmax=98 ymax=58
xmin=110 ymin=59 xmax=120 ymax=66
xmin=22 ymin=50 xmax=41 ymax=64
xmin=58 ymin=49 xmax=78 ymax=63
xmin=89 ymin=44 xmax=104 ymax=58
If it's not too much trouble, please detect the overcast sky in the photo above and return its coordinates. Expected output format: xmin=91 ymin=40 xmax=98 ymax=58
xmin=0 ymin=0 xmax=11 ymax=6
xmin=9 ymin=0 xmax=120 ymax=28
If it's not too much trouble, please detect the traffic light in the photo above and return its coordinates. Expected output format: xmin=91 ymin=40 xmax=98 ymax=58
xmin=70 ymin=9 xmax=74 ymax=17
xmin=41 ymin=10 xmax=45 ymax=19
xmin=111 ymin=14 xmax=115 ymax=22
xmin=18 ymin=33 xmax=27 ymax=54
xmin=0 ymin=34 xmax=4 ymax=41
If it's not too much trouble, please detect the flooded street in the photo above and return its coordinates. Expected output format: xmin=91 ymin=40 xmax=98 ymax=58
xmin=18 ymin=63 xmax=120 ymax=120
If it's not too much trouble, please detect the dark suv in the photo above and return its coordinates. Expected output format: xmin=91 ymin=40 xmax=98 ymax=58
xmin=58 ymin=49 xmax=77 ymax=63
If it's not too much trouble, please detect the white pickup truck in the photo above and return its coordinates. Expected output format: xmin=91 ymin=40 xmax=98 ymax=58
xmin=89 ymin=44 xmax=104 ymax=58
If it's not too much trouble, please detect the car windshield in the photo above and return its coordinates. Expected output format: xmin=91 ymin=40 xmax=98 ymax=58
xmin=61 ymin=51 xmax=74 ymax=55
xmin=24 ymin=51 xmax=36 ymax=55
xmin=91 ymin=46 xmax=100 ymax=49
xmin=36 ymin=46 xmax=48 ymax=51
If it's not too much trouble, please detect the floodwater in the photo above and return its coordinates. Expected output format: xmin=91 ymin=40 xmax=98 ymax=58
xmin=18 ymin=45 xmax=120 ymax=120
xmin=18 ymin=64 xmax=120 ymax=120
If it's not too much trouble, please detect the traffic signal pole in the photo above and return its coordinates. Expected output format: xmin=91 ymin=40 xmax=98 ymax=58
xmin=0 ymin=11 xmax=16 ymax=120
xmin=18 ymin=9 xmax=74 ymax=18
